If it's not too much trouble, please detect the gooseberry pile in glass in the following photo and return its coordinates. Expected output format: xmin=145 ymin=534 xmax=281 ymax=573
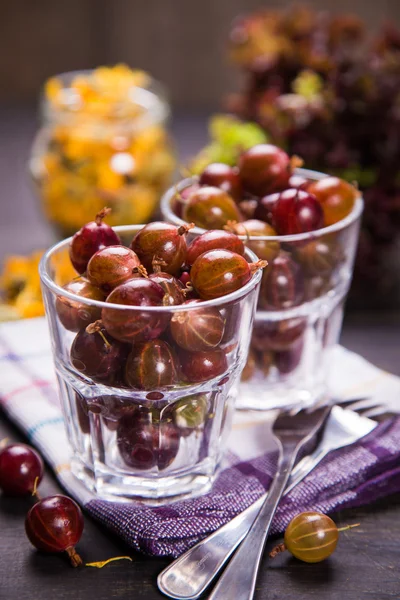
xmin=171 ymin=142 xmax=358 ymax=379
xmin=56 ymin=211 xmax=265 ymax=472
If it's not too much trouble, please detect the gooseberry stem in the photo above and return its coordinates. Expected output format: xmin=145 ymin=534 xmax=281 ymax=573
xmin=178 ymin=223 xmax=195 ymax=236
xmin=86 ymin=556 xmax=132 ymax=569
xmin=182 ymin=283 xmax=194 ymax=296
xmin=66 ymin=546 xmax=83 ymax=568
xmin=133 ymin=264 xmax=149 ymax=277
xmin=250 ymin=259 xmax=268 ymax=274
xmin=269 ymin=543 xmax=286 ymax=558
xmin=152 ymin=257 xmax=167 ymax=273
xmin=0 ymin=438 xmax=9 ymax=450
xmin=290 ymin=155 xmax=304 ymax=170
xmin=32 ymin=477 xmax=41 ymax=500
xmin=86 ymin=321 xmax=111 ymax=349
xmin=95 ymin=207 xmax=112 ymax=225
xmin=337 ymin=523 xmax=360 ymax=533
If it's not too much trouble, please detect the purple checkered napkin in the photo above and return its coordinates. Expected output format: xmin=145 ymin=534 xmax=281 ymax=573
xmin=87 ymin=416 xmax=400 ymax=557
xmin=0 ymin=318 xmax=399 ymax=558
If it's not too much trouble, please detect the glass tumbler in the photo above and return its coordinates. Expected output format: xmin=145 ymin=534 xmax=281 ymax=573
xmin=39 ymin=226 xmax=262 ymax=502
xmin=161 ymin=169 xmax=363 ymax=410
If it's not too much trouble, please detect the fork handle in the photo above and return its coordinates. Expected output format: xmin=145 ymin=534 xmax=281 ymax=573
xmin=157 ymin=445 xmax=330 ymax=600
xmin=207 ymin=447 xmax=296 ymax=600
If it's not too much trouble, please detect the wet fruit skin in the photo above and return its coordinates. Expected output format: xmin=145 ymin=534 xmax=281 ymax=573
xmin=56 ymin=278 xmax=105 ymax=332
xmin=102 ymin=278 xmax=168 ymax=343
xmin=272 ymin=188 xmax=324 ymax=234
xmin=191 ymin=249 xmax=256 ymax=300
xmin=70 ymin=324 xmax=127 ymax=384
xmin=86 ymin=245 xmax=141 ymax=292
xmin=69 ymin=209 xmax=121 ymax=275
xmin=225 ymin=219 xmax=280 ymax=263
xmin=130 ymin=221 xmax=190 ymax=276
xmin=238 ymin=144 xmax=291 ymax=196
xmin=259 ymin=254 xmax=304 ymax=310
xmin=117 ymin=409 xmax=180 ymax=470
xmin=199 ymin=163 xmax=243 ymax=201
xmin=183 ymin=186 xmax=243 ymax=230
xmin=308 ymin=176 xmax=358 ymax=226
xmin=149 ymin=272 xmax=185 ymax=306
xmin=186 ymin=230 xmax=245 ymax=266
xmin=180 ymin=348 xmax=228 ymax=383
xmin=170 ymin=299 xmax=225 ymax=351
xmin=124 ymin=339 xmax=178 ymax=389
xmin=284 ymin=512 xmax=339 ymax=563
xmin=0 ymin=444 xmax=44 ymax=496
xmin=25 ymin=495 xmax=84 ymax=558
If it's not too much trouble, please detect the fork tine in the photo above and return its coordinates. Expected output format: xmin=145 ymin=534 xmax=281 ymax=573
xmin=335 ymin=397 xmax=369 ymax=409
xmin=340 ymin=397 xmax=383 ymax=413
xmin=360 ymin=407 xmax=394 ymax=421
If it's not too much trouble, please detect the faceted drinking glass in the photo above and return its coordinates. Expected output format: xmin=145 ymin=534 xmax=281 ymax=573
xmin=39 ymin=225 xmax=262 ymax=502
xmin=161 ymin=168 xmax=363 ymax=410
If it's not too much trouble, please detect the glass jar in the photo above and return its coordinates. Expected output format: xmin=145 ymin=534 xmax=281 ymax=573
xmin=161 ymin=169 xmax=363 ymax=411
xmin=30 ymin=66 xmax=176 ymax=237
xmin=39 ymin=225 xmax=262 ymax=502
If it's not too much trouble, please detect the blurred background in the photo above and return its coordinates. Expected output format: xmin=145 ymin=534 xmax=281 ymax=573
xmin=1 ymin=0 xmax=400 ymax=313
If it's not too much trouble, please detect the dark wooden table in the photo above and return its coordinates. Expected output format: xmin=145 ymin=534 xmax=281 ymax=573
xmin=1 ymin=109 xmax=400 ymax=599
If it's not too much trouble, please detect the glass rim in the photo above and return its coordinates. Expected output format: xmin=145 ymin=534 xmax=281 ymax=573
xmin=39 ymin=224 xmax=263 ymax=312
xmin=41 ymin=69 xmax=170 ymax=129
xmin=160 ymin=167 xmax=364 ymax=243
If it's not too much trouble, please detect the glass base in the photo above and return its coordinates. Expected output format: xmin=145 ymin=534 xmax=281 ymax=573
xmin=71 ymin=456 xmax=216 ymax=505
xmin=237 ymin=379 xmax=327 ymax=411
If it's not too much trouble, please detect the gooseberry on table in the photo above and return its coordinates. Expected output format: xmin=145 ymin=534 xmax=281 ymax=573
xmin=270 ymin=511 xmax=360 ymax=563
xmin=0 ymin=443 xmax=44 ymax=496
xmin=25 ymin=495 xmax=84 ymax=567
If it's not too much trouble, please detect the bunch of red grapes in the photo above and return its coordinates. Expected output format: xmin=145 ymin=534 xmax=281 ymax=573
xmin=173 ymin=143 xmax=357 ymax=379
xmin=57 ymin=210 xmax=266 ymax=470
xmin=227 ymin=5 xmax=400 ymax=306
xmin=0 ymin=442 xmax=84 ymax=566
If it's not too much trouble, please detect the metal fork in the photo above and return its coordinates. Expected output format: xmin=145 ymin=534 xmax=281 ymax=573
xmin=205 ymin=405 xmax=332 ymax=600
xmin=158 ymin=401 xmax=382 ymax=600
